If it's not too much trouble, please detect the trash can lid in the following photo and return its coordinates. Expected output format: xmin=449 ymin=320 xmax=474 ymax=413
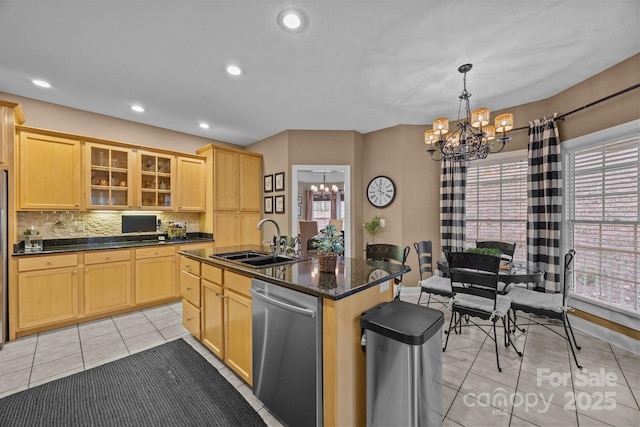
xmin=360 ymin=300 xmax=444 ymax=345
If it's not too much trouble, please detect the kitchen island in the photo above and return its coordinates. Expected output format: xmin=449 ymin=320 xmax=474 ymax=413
xmin=179 ymin=245 xmax=410 ymax=427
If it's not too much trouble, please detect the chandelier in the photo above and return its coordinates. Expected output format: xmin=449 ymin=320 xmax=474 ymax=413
xmin=310 ymin=173 xmax=338 ymax=196
xmin=424 ymin=64 xmax=514 ymax=161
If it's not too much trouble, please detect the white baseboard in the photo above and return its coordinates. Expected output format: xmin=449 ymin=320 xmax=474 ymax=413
xmin=569 ymin=314 xmax=640 ymax=356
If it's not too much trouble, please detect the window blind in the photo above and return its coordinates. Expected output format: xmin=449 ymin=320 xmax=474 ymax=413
xmin=466 ymin=159 xmax=528 ymax=261
xmin=565 ymin=134 xmax=639 ymax=312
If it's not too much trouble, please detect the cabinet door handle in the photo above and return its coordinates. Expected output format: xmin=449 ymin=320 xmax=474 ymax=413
xmin=85 ymin=268 xmax=89 ymax=273
xmin=46 ymin=260 xmax=52 ymax=265
xmin=186 ymin=287 xmax=191 ymax=291
xmin=186 ymin=317 xmax=192 ymax=322
xmin=106 ymin=256 xmax=111 ymax=260
xmin=72 ymin=269 xmax=77 ymax=274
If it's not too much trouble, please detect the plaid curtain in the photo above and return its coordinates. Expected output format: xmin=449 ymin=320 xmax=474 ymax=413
xmin=527 ymin=114 xmax=562 ymax=292
xmin=440 ymin=160 xmax=467 ymax=257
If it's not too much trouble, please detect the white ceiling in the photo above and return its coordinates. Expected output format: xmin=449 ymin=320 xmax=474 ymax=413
xmin=0 ymin=1 xmax=638 ymax=146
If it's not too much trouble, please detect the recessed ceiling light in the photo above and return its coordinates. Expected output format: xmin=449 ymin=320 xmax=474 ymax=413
xmin=199 ymin=123 xmax=210 ymax=129
xmin=226 ymin=65 xmax=242 ymax=76
xmin=277 ymin=9 xmax=307 ymax=32
xmin=130 ymin=105 xmax=145 ymax=113
xmin=282 ymin=12 xmax=301 ymax=29
xmin=31 ymin=79 xmax=51 ymax=88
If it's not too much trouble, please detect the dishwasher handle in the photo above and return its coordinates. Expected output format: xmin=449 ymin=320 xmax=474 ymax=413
xmin=249 ymin=288 xmax=317 ymax=318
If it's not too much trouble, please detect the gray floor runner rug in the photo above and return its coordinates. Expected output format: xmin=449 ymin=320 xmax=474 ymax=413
xmin=0 ymin=338 xmax=266 ymax=426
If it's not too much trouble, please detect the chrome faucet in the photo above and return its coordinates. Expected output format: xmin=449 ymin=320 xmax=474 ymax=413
xmin=256 ymin=219 xmax=281 ymax=255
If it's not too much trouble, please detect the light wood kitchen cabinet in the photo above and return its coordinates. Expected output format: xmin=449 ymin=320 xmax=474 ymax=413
xmin=84 ymin=250 xmax=132 ymax=315
xmin=179 ymin=257 xmax=251 ymax=384
xmin=137 ymin=151 xmax=175 ymax=210
xmin=134 ymin=246 xmax=177 ymax=304
xmin=223 ymin=270 xmax=252 ymax=385
xmin=177 ymin=156 xmax=206 ymax=211
xmin=201 ymin=277 xmax=225 ymax=359
xmin=213 ymin=149 xmax=239 ymax=211
xmin=85 ymin=142 xmax=134 ymax=209
xmin=197 ymin=144 xmax=263 ymax=247
xmin=17 ymin=254 xmax=80 ymax=329
xmin=17 ymin=129 xmax=81 ymax=210
xmin=240 ymin=213 xmax=262 ymax=245
xmin=180 ymin=255 xmax=201 ymax=338
xmin=0 ymin=101 xmax=24 ymax=165
xmin=213 ymin=213 xmax=240 ymax=247
xmin=239 ymin=153 xmax=262 ymax=212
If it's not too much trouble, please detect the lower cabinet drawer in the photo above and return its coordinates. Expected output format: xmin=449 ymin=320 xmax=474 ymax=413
xmin=180 ymin=271 xmax=201 ymax=307
xmin=182 ymin=300 xmax=201 ymax=339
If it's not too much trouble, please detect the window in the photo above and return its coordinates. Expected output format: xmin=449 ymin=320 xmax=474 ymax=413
xmin=311 ymin=190 xmax=344 ymax=230
xmin=564 ymin=121 xmax=639 ymax=313
xmin=312 ymin=200 xmax=331 ymax=230
xmin=465 ymin=152 xmax=528 ymax=261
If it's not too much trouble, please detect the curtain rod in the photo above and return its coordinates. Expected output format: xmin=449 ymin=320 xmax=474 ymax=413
xmin=511 ymin=82 xmax=640 ymax=132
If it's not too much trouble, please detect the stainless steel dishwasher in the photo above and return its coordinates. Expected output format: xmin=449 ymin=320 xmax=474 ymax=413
xmin=250 ymin=279 xmax=322 ymax=427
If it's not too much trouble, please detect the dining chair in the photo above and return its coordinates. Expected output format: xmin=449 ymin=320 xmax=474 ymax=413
xmin=328 ymin=219 xmax=343 ymax=231
xmin=414 ymin=241 xmax=452 ymax=308
xmin=476 ymin=241 xmax=519 ymax=295
xmin=508 ymin=249 xmax=582 ymax=369
xmin=366 ymin=243 xmax=410 ymax=299
xmin=476 ymin=241 xmax=516 ymax=262
xmin=298 ymin=220 xmax=319 ymax=257
xmin=443 ymin=251 xmax=522 ymax=372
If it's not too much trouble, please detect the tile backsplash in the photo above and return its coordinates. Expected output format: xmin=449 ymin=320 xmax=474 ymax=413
xmin=17 ymin=211 xmax=201 ymax=241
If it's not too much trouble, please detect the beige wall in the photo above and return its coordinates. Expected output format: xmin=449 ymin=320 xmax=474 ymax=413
xmin=0 ymin=91 xmax=236 ymax=155
xmin=248 ymin=130 xmax=364 ymax=252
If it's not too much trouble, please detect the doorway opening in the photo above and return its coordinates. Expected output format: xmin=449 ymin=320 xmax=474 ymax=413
xmin=291 ymin=165 xmax=351 ymax=257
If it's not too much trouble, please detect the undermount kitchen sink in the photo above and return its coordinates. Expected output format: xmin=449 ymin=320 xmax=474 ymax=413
xmin=210 ymin=250 xmax=306 ymax=269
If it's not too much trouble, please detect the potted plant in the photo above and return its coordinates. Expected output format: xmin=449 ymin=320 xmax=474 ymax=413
xmin=312 ymin=224 xmax=344 ymax=273
xmin=363 ymin=216 xmax=385 ymax=243
xmin=466 ymin=247 xmax=502 ymax=257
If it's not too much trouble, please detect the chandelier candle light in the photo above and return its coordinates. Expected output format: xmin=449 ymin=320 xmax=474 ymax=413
xmin=310 ymin=173 xmax=339 ymax=194
xmin=424 ymin=64 xmax=514 ymax=161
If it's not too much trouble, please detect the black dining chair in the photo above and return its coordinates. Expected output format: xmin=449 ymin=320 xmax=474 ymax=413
xmin=508 ymin=249 xmax=583 ymax=369
xmin=476 ymin=241 xmax=516 ymax=262
xmin=414 ymin=241 xmax=452 ymax=308
xmin=366 ymin=243 xmax=410 ymax=299
xmin=443 ymin=250 xmax=522 ymax=372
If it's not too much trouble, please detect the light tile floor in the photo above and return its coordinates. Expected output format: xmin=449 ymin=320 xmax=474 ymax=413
xmin=0 ymin=298 xmax=638 ymax=427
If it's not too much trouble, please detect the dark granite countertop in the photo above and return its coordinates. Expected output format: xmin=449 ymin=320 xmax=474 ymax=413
xmin=13 ymin=233 xmax=214 ymax=256
xmin=179 ymin=245 xmax=410 ymax=301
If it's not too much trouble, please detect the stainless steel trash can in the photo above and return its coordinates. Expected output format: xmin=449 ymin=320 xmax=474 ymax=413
xmin=361 ymin=300 xmax=444 ymax=427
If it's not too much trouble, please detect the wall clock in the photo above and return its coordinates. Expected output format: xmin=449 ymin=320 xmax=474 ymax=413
xmin=366 ymin=175 xmax=396 ymax=208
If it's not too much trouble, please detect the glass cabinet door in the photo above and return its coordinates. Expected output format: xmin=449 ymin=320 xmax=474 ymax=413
xmin=139 ymin=152 xmax=174 ymax=210
xmin=86 ymin=143 xmax=132 ymax=209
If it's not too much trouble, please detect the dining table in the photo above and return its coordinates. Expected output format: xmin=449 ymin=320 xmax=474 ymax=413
xmin=436 ymin=259 xmax=546 ymax=291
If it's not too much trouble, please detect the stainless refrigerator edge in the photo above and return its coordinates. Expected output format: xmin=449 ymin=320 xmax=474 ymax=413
xmin=1 ymin=170 xmax=7 ymax=349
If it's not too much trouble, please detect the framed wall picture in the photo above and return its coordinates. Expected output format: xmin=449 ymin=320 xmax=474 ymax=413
xmin=297 ymin=204 xmax=301 ymax=216
xmin=274 ymin=172 xmax=285 ymax=191
xmin=297 ymin=196 xmax=302 ymax=204
xmin=264 ymin=174 xmax=273 ymax=193
xmin=264 ymin=196 xmax=273 ymax=213
xmin=275 ymin=195 xmax=285 ymax=214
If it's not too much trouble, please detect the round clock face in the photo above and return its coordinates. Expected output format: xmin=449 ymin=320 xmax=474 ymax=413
xmin=366 ymin=175 xmax=396 ymax=208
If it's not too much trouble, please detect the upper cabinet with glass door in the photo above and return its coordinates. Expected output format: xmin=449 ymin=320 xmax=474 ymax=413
xmin=85 ymin=143 xmax=133 ymax=209
xmin=138 ymin=151 xmax=174 ymax=210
